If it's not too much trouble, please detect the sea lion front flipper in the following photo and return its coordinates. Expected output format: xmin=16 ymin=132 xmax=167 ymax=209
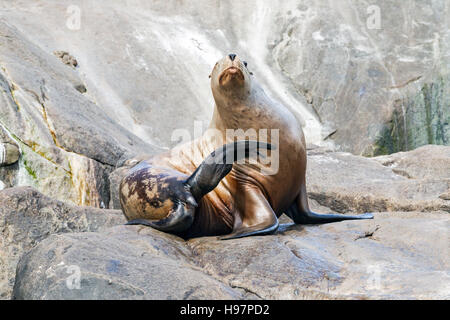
xmin=219 ymin=219 xmax=279 ymax=240
xmin=186 ymin=140 xmax=273 ymax=200
xmin=219 ymin=187 xmax=279 ymax=240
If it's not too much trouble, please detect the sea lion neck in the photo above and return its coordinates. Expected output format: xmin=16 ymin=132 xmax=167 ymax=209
xmin=209 ymin=88 xmax=263 ymax=132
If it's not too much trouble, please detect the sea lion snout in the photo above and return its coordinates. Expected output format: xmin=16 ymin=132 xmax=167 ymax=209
xmin=219 ymin=55 xmax=245 ymax=87
xmin=210 ymin=54 xmax=253 ymax=94
xmin=219 ymin=66 xmax=245 ymax=87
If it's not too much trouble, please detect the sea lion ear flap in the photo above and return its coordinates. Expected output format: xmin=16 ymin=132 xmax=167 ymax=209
xmin=208 ymin=73 xmax=211 ymax=79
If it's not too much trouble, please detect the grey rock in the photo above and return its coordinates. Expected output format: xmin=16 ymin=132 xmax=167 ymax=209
xmin=12 ymin=212 xmax=450 ymax=300
xmin=0 ymin=21 xmax=159 ymax=166
xmin=0 ymin=187 xmax=126 ymax=299
xmin=0 ymin=142 xmax=20 ymax=166
xmin=439 ymin=191 xmax=450 ymax=200
xmin=0 ymin=21 xmax=161 ymax=206
xmin=13 ymin=226 xmax=240 ymax=300
xmin=270 ymin=1 xmax=450 ymax=154
xmin=373 ymin=145 xmax=450 ymax=180
xmin=369 ymin=75 xmax=450 ymax=156
xmin=0 ymin=126 xmax=20 ymax=167
xmin=306 ymin=145 xmax=450 ymax=213
xmin=108 ymin=166 xmax=131 ymax=209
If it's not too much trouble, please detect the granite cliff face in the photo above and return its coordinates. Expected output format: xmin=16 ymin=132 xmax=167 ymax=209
xmin=0 ymin=0 xmax=448 ymax=300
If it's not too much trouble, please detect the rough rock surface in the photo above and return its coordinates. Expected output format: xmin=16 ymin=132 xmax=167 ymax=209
xmin=0 ymin=20 xmax=161 ymax=206
xmin=0 ymin=187 xmax=126 ymax=299
xmin=306 ymin=145 xmax=450 ymax=213
xmin=0 ymin=142 xmax=20 ymax=167
xmin=0 ymin=126 xmax=20 ymax=167
xmin=108 ymin=165 xmax=135 ymax=210
xmin=12 ymin=212 xmax=449 ymax=300
xmin=53 ymin=51 xmax=78 ymax=68
xmin=373 ymin=144 xmax=450 ymax=180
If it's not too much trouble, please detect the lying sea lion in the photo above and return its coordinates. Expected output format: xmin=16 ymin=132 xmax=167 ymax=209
xmin=119 ymin=53 xmax=372 ymax=239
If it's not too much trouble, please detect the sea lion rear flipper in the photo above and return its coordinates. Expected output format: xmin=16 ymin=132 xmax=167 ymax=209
xmin=287 ymin=182 xmax=374 ymax=224
xmin=186 ymin=140 xmax=273 ymax=200
xmin=286 ymin=209 xmax=374 ymax=224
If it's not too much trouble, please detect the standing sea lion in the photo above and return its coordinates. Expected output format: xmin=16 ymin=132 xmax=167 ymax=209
xmin=119 ymin=53 xmax=372 ymax=240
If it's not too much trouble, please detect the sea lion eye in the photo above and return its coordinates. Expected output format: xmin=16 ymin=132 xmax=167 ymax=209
xmin=150 ymin=200 xmax=160 ymax=207
xmin=243 ymin=61 xmax=248 ymax=67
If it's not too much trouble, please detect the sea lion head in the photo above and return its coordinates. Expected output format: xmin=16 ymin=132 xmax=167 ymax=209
xmin=210 ymin=53 xmax=252 ymax=102
xmin=120 ymin=165 xmax=197 ymax=233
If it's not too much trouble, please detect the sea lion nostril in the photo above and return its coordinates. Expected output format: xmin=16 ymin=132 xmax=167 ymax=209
xmin=228 ymin=53 xmax=236 ymax=61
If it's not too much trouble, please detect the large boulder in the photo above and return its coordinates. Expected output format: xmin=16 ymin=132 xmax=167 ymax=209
xmin=0 ymin=187 xmax=126 ymax=299
xmin=12 ymin=211 xmax=450 ymax=300
xmin=372 ymin=144 xmax=450 ymax=180
xmin=0 ymin=126 xmax=20 ymax=167
xmin=0 ymin=142 xmax=20 ymax=167
xmin=306 ymin=145 xmax=450 ymax=213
